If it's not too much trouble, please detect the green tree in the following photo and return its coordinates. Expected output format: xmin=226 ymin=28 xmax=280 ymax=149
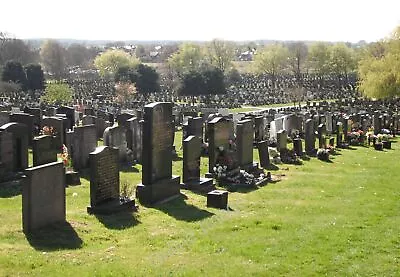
xmin=25 ymin=64 xmax=45 ymax=91
xmin=115 ymin=64 xmax=160 ymax=94
xmin=40 ymin=40 xmax=67 ymax=80
xmin=329 ymin=43 xmax=356 ymax=80
xmin=207 ymin=39 xmax=235 ymax=73
xmin=94 ymin=49 xmax=139 ymax=77
xmin=167 ymin=43 xmax=205 ymax=76
xmin=41 ymin=82 xmax=73 ymax=105
xmin=253 ymin=43 xmax=289 ymax=85
xmin=308 ymin=42 xmax=331 ymax=76
xmin=358 ymin=26 xmax=400 ymax=99
xmin=178 ymin=66 xmax=225 ymax=96
xmin=1 ymin=61 xmax=27 ymax=90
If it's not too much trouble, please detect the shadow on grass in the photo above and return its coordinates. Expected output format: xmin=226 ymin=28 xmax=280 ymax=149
xmin=0 ymin=180 xmax=22 ymax=198
xmin=173 ymin=156 xmax=183 ymax=161
xmin=156 ymin=195 xmax=214 ymax=222
xmin=120 ymin=165 xmax=140 ymax=173
xmin=26 ymin=222 xmax=83 ymax=251
xmin=95 ymin=212 xmax=140 ymax=230
xmin=263 ymin=164 xmax=279 ymax=171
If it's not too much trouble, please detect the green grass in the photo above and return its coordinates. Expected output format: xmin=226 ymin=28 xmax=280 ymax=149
xmin=0 ymin=132 xmax=399 ymax=276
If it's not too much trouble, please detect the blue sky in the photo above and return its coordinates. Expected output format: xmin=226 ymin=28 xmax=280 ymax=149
xmin=1 ymin=0 xmax=399 ymax=42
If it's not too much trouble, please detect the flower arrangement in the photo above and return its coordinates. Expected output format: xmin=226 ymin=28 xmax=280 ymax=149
xmin=317 ymin=148 xmax=330 ymax=161
xmin=347 ymin=130 xmax=364 ymax=145
xmin=60 ymin=144 xmax=73 ymax=170
xmin=41 ymin=125 xmax=57 ymax=136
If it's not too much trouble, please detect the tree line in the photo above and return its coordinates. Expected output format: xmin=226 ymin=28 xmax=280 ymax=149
xmin=1 ymin=25 xmax=400 ymax=99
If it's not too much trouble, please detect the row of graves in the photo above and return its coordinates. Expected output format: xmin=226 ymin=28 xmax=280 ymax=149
xmin=0 ymin=98 xmax=398 ymax=236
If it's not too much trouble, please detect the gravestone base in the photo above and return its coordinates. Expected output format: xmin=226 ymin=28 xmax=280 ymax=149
xmin=207 ymin=190 xmax=228 ymax=209
xmin=136 ymin=176 xmax=180 ymax=205
xmin=181 ymin=177 xmax=214 ymax=193
xmin=87 ymin=198 xmax=137 ymax=215
xmin=240 ymin=162 xmax=259 ymax=172
xmin=65 ymin=171 xmax=80 ymax=186
xmin=204 ymin=172 xmax=213 ymax=178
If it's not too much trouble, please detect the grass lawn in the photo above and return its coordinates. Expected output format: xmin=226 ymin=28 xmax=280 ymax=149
xmin=0 ymin=131 xmax=399 ymax=276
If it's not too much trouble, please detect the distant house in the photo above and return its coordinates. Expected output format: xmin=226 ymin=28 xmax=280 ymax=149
xmin=239 ymin=51 xmax=253 ymax=61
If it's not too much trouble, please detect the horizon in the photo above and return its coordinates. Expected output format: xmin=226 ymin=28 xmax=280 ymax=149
xmin=1 ymin=0 xmax=400 ymax=43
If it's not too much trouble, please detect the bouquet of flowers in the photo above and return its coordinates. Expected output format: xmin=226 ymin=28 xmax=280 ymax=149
xmin=41 ymin=126 xmax=57 ymax=136
xmin=60 ymin=144 xmax=73 ymax=170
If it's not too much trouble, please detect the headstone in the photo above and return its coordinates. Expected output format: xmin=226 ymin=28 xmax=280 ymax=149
xmin=82 ymin=115 xmax=96 ymax=126
xmin=136 ymin=102 xmax=180 ymax=205
xmin=22 ymin=161 xmax=65 ymax=233
xmin=304 ymin=119 xmax=315 ymax=155
xmin=10 ymin=113 xmax=34 ymax=145
xmin=236 ymin=119 xmax=254 ymax=168
xmin=257 ymin=140 xmax=270 ymax=168
xmin=207 ymin=117 xmax=232 ymax=174
xmin=0 ymin=131 xmax=13 ymax=180
xmin=182 ymin=136 xmax=214 ymax=192
xmin=42 ymin=116 xmax=64 ymax=151
xmin=87 ymin=146 xmax=135 ymax=214
xmin=276 ymin=130 xmax=287 ymax=152
xmin=72 ymin=125 xmax=97 ymax=170
xmin=32 ymin=135 xmax=58 ymax=166
xmin=293 ymin=138 xmax=303 ymax=156
xmin=336 ymin=122 xmax=343 ymax=147
xmin=317 ymin=124 xmax=327 ymax=148
xmin=103 ymin=126 xmax=128 ymax=162
xmin=0 ymin=122 xmax=29 ymax=172
xmin=57 ymin=106 xmax=75 ymax=130
xmin=0 ymin=111 xmax=10 ymax=127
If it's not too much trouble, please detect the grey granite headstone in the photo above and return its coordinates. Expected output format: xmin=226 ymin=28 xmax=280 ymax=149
xmin=182 ymin=136 xmax=214 ymax=192
xmin=23 ymin=161 xmax=65 ymax=233
xmin=32 ymin=135 xmax=58 ymax=166
xmin=305 ymin=119 xmax=315 ymax=155
xmin=87 ymin=146 xmax=135 ymax=214
xmin=236 ymin=119 xmax=253 ymax=167
xmin=136 ymin=102 xmax=180 ymax=205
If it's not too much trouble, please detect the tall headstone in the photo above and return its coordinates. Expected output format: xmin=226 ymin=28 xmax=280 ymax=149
xmin=207 ymin=117 xmax=232 ymax=174
xmin=103 ymin=126 xmax=128 ymax=162
xmin=276 ymin=130 xmax=287 ymax=152
xmin=236 ymin=119 xmax=254 ymax=168
xmin=317 ymin=123 xmax=327 ymax=148
xmin=136 ymin=103 xmax=180 ymax=205
xmin=182 ymin=136 xmax=214 ymax=192
xmin=72 ymin=125 xmax=97 ymax=170
xmin=10 ymin=113 xmax=34 ymax=145
xmin=0 ymin=122 xmax=29 ymax=172
xmin=87 ymin=146 xmax=135 ymax=214
xmin=305 ymin=119 xmax=315 ymax=155
xmin=257 ymin=140 xmax=270 ymax=168
xmin=0 ymin=130 xmax=13 ymax=180
xmin=57 ymin=106 xmax=75 ymax=130
xmin=22 ymin=161 xmax=65 ymax=233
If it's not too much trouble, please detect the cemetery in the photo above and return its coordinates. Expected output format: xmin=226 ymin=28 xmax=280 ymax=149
xmin=0 ymin=18 xmax=399 ymax=276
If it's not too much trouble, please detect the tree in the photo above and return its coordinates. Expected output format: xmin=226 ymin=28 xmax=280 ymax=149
xmin=114 ymin=82 xmax=137 ymax=105
xmin=287 ymin=42 xmax=308 ymax=80
xmin=0 ymin=37 xmax=36 ymax=66
xmin=253 ymin=43 xmax=289 ymax=85
xmin=25 ymin=64 xmax=45 ymax=91
xmin=135 ymin=64 xmax=160 ymax=94
xmin=308 ymin=42 xmax=331 ymax=76
xmin=66 ymin=43 xmax=90 ymax=68
xmin=115 ymin=64 xmax=160 ymax=94
xmin=94 ymin=49 xmax=139 ymax=77
xmin=358 ymin=26 xmax=400 ymax=99
xmin=40 ymin=40 xmax=67 ymax=79
xmin=167 ymin=43 xmax=206 ymax=76
xmin=41 ymin=82 xmax=73 ymax=105
xmin=207 ymin=39 xmax=235 ymax=73
xmin=1 ymin=61 xmax=27 ymax=90
xmin=329 ymin=43 xmax=356 ymax=81
xmin=178 ymin=66 xmax=226 ymax=96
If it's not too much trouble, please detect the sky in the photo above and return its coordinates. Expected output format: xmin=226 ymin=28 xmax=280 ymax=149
xmin=1 ymin=0 xmax=399 ymax=42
